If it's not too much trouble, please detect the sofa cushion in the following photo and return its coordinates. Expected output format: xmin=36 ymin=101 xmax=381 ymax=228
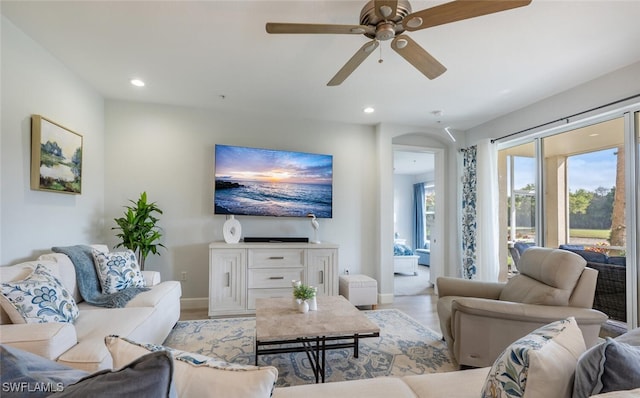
xmin=105 ymin=335 xmax=278 ymax=398
xmin=0 ymin=322 xmax=77 ymax=361
xmin=573 ymin=336 xmax=640 ymax=398
xmin=55 ymin=351 xmax=175 ymax=398
xmin=606 ymin=256 xmax=626 ymax=266
xmin=402 ymin=367 xmax=490 ymax=398
xmin=0 ymin=344 xmax=89 ymax=397
xmin=92 ymin=249 xmax=145 ymax=294
xmin=500 ymin=248 xmax=586 ymax=306
xmin=56 ymin=307 xmax=155 ymax=372
xmin=273 ymin=377 xmax=418 ymax=398
xmin=125 ymin=280 xmax=181 ymax=309
xmin=481 ymin=317 xmax=586 ymax=398
xmin=0 ymin=264 xmax=79 ymax=324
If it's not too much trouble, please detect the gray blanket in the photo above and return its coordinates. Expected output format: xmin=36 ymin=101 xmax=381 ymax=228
xmin=52 ymin=245 xmax=149 ymax=308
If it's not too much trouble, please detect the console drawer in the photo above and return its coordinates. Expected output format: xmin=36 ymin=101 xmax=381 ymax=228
xmin=248 ymin=268 xmax=304 ymax=289
xmin=248 ymin=288 xmax=294 ymax=310
xmin=248 ymin=249 xmax=305 ymax=268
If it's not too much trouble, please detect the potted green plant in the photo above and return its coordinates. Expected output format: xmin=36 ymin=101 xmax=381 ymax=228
xmin=112 ymin=191 xmax=165 ymax=271
xmin=293 ymin=284 xmax=316 ymax=313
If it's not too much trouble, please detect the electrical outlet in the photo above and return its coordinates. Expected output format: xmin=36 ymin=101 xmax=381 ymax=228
xmin=180 ymin=272 xmax=187 ymax=281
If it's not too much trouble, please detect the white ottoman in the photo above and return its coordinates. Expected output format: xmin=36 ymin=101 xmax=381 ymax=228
xmin=339 ymin=274 xmax=378 ymax=309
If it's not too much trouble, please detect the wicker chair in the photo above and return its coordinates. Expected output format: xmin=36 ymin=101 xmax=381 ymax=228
xmin=587 ymin=261 xmax=627 ymax=322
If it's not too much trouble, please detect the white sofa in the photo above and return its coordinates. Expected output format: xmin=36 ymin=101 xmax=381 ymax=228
xmin=0 ymin=244 xmax=181 ymax=372
xmin=273 ymin=323 xmax=640 ymax=398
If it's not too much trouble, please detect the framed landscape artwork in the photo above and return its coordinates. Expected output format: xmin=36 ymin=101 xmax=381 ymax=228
xmin=31 ymin=115 xmax=83 ymax=194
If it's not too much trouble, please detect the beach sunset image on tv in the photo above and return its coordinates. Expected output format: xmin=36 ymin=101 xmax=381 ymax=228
xmin=214 ymin=145 xmax=333 ymax=218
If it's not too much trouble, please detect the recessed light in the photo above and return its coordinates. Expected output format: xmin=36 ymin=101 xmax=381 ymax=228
xmin=589 ymin=133 xmax=599 ymax=137
xmin=130 ymin=79 xmax=145 ymax=87
xmin=363 ymin=107 xmax=375 ymax=114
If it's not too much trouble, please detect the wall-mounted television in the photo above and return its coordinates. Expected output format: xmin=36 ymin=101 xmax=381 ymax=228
xmin=214 ymin=144 xmax=333 ymax=218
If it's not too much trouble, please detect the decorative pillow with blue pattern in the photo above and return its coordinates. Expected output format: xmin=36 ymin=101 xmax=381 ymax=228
xmin=92 ymin=249 xmax=145 ymax=294
xmin=0 ymin=264 xmax=79 ymax=324
xmin=481 ymin=317 xmax=586 ymax=398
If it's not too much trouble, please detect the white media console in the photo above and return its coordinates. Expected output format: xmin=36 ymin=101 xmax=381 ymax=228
xmin=208 ymin=241 xmax=339 ymax=317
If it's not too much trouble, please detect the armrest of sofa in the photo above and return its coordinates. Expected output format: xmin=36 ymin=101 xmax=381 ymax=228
xmin=142 ymin=271 xmax=161 ymax=286
xmin=0 ymin=322 xmax=77 ymax=361
xmin=448 ymin=298 xmax=608 ymax=367
xmin=451 ymin=297 xmax=608 ymax=324
xmin=437 ymin=277 xmax=505 ymax=300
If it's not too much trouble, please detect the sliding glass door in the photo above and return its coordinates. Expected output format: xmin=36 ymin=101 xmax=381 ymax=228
xmin=498 ymin=108 xmax=639 ymax=329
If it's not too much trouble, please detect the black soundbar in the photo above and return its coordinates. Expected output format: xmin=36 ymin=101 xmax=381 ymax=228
xmin=243 ymin=237 xmax=309 ymax=243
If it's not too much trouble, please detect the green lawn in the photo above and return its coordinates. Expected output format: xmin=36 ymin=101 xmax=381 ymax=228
xmin=569 ymin=229 xmax=610 ymax=239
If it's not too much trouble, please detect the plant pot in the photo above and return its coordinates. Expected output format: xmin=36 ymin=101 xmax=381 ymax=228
xmin=298 ymin=300 xmax=309 ymax=313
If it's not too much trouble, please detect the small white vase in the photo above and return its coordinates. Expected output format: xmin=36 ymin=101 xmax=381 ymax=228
xmin=298 ymin=300 xmax=309 ymax=313
xmin=222 ymin=215 xmax=241 ymax=244
xmin=308 ymin=296 xmax=317 ymax=311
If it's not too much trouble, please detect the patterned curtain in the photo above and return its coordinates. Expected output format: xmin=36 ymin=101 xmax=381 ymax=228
xmin=413 ymin=183 xmax=426 ymax=251
xmin=461 ymin=146 xmax=478 ymax=279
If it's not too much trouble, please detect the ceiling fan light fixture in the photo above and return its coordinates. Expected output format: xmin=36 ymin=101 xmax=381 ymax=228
xmin=395 ymin=38 xmax=408 ymax=49
xmin=405 ymin=17 xmax=423 ymax=29
xmin=364 ymin=42 xmax=378 ymax=53
xmin=379 ymin=5 xmax=393 ymax=18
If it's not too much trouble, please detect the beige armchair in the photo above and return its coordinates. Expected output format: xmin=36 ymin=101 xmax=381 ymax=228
xmin=437 ymin=247 xmax=608 ymax=368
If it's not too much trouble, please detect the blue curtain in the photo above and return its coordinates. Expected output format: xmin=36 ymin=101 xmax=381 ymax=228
xmin=461 ymin=146 xmax=478 ymax=279
xmin=413 ymin=183 xmax=426 ymax=251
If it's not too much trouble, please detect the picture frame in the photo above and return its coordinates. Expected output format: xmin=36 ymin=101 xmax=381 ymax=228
xmin=31 ymin=115 xmax=83 ymax=194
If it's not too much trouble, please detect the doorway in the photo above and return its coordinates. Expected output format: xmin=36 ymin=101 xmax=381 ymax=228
xmin=392 ymin=147 xmax=436 ymax=296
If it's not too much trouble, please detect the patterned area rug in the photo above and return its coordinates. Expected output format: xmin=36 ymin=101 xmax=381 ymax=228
xmin=163 ymin=309 xmax=456 ymax=387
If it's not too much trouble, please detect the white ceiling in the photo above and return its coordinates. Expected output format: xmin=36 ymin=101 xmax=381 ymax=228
xmin=2 ymin=1 xmax=640 ymax=131
xmin=394 ymin=150 xmax=435 ymax=175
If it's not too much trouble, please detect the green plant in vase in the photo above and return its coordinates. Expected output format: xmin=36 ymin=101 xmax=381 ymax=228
xmin=112 ymin=191 xmax=165 ymax=271
xmin=293 ymin=284 xmax=316 ymax=301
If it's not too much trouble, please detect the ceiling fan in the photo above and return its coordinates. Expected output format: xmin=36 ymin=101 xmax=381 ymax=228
xmin=266 ymin=0 xmax=532 ymax=86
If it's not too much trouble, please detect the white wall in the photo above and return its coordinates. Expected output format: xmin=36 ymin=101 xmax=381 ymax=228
xmin=104 ymin=100 xmax=377 ymax=300
xmin=1 ymin=16 xmax=105 ymax=264
xmin=467 ymin=62 xmax=640 ymax=142
xmin=393 ymin=174 xmax=414 ymax=245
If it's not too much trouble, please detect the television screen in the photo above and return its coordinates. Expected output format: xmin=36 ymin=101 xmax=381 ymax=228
xmin=214 ymin=144 xmax=333 ymax=218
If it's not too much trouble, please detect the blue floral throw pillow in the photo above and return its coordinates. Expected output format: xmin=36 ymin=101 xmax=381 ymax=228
xmin=0 ymin=264 xmax=79 ymax=323
xmin=481 ymin=317 xmax=586 ymax=398
xmin=92 ymin=250 xmax=145 ymax=294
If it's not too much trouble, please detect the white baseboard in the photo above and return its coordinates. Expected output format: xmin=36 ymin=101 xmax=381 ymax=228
xmin=378 ymin=293 xmax=394 ymax=304
xmin=180 ymin=297 xmax=208 ymax=310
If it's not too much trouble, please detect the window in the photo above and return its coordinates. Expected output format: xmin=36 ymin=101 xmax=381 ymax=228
xmin=542 ymin=117 xmax=625 ymax=255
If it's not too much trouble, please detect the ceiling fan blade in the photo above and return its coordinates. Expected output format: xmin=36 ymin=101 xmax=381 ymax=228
xmin=374 ymin=0 xmax=398 ymax=20
xmin=327 ymin=40 xmax=379 ymax=86
xmin=391 ymin=35 xmax=446 ymax=80
xmin=266 ymin=23 xmax=374 ymax=35
xmin=402 ymin=0 xmax=532 ymax=31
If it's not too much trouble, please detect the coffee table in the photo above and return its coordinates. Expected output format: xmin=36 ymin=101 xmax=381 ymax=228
xmin=254 ymin=295 xmax=380 ymax=383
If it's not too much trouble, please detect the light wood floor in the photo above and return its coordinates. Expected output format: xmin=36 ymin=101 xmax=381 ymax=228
xmin=180 ymin=290 xmax=441 ymax=334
